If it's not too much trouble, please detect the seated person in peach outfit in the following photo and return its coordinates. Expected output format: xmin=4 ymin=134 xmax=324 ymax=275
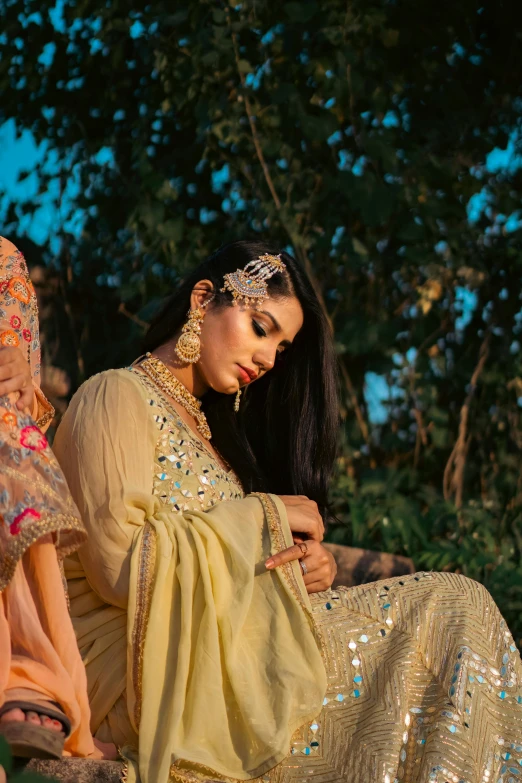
xmin=0 ymin=236 xmax=97 ymax=762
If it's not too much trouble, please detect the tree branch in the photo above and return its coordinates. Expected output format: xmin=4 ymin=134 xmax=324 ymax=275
xmin=443 ymin=332 xmax=491 ymax=509
xmin=340 ymin=359 xmax=371 ymax=446
xmin=229 ymin=24 xmax=282 ymax=210
xmin=227 ymin=14 xmax=332 ymax=328
xmin=118 ymin=303 xmax=150 ymax=330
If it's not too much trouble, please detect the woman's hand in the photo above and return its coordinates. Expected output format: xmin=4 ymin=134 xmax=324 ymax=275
xmin=276 ymin=495 xmax=325 ymax=543
xmin=0 ymin=346 xmax=35 ymax=411
xmin=265 ymin=540 xmax=337 ymax=593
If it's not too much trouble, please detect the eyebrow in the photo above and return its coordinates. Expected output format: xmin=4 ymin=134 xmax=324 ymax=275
xmin=259 ymin=309 xmax=292 ymax=347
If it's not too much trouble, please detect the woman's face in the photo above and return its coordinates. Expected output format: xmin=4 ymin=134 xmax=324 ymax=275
xmin=196 ymin=293 xmax=304 ymax=395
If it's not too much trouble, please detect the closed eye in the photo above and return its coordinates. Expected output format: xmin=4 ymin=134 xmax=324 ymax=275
xmin=252 ymin=318 xmax=290 ymax=355
xmin=252 ymin=319 xmax=266 ymax=338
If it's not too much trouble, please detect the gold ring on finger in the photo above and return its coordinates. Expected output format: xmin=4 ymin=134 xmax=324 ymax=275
xmin=297 ymin=541 xmax=308 ymax=557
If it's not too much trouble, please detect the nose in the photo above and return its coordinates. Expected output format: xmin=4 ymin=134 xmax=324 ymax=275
xmin=254 ymin=347 xmax=276 ymax=374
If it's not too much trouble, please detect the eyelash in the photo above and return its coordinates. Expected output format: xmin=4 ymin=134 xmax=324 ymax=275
xmin=252 ymin=319 xmax=286 ymax=356
xmin=252 ymin=320 xmax=266 ymax=338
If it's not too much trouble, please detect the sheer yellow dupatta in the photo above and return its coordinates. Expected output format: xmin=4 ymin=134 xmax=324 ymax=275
xmin=124 ymin=492 xmax=326 ymax=783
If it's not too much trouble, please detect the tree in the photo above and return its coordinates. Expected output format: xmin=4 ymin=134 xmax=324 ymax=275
xmin=2 ymin=0 xmax=522 ymax=636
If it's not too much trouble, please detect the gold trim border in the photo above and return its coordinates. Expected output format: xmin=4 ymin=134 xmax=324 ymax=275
xmin=131 ymin=521 xmax=157 ymax=728
xmin=250 ymin=492 xmax=310 ymax=617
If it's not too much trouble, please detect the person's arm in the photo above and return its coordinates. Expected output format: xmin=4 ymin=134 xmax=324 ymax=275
xmin=53 ymin=369 xmax=155 ymax=608
xmin=0 ymin=237 xmax=54 ymax=430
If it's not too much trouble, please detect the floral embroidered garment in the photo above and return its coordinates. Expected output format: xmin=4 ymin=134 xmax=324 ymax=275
xmin=0 ymin=237 xmax=93 ymax=758
xmin=0 ymin=236 xmax=85 ymax=589
xmin=55 ymin=367 xmax=522 ymax=783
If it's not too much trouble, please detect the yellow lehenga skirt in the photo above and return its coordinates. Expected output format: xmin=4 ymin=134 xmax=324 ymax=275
xmin=275 ymin=571 xmax=522 ymax=783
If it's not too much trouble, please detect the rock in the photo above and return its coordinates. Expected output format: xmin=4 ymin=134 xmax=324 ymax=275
xmin=27 ymin=758 xmax=122 ymax=782
xmin=323 ymin=543 xmax=415 ymax=587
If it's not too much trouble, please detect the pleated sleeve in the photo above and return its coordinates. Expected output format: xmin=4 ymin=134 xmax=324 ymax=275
xmin=53 ymin=369 xmax=159 ymax=609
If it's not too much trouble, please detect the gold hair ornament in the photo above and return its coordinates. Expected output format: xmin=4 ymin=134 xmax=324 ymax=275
xmin=221 ymin=253 xmax=286 ymax=306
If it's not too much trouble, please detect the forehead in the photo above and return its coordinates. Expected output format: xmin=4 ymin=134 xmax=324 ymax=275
xmin=257 ymin=296 xmax=304 ymax=340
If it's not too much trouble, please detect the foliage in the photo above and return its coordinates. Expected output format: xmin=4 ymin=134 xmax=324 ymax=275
xmin=1 ymin=0 xmax=522 ymax=635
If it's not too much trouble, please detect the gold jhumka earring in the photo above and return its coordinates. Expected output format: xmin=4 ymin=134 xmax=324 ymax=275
xmin=234 ymin=389 xmax=242 ymax=412
xmin=175 ymin=296 xmax=213 ymax=364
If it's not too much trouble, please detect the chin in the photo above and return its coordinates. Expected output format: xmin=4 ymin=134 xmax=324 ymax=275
xmin=208 ymin=376 xmax=239 ymax=395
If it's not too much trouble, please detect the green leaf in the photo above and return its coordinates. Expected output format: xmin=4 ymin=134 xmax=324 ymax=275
xmin=352 ymin=237 xmax=369 ymax=256
xmin=381 ymin=29 xmax=399 ymax=47
xmin=158 ymin=218 xmax=184 ymax=242
xmin=284 ymin=2 xmax=318 ymax=22
xmin=0 ymin=736 xmax=12 ymax=773
xmin=237 ymin=59 xmax=251 ymax=74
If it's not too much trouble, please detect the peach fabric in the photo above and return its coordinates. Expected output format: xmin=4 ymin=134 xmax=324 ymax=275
xmin=0 ymin=236 xmax=94 ymax=756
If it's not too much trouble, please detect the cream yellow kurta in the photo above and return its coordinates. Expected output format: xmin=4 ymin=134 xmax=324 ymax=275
xmin=55 ymin=368 xmax=522 ymax=783
xmin=55 ymin=369 xmax=326 ymax=783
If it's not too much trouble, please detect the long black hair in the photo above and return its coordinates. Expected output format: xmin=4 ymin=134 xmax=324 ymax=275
xmin=143 ymin=240 xmax=339 ymax=517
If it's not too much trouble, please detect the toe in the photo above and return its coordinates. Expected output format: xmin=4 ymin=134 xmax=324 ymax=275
xmin=51 ymin=719 xmax=64 ymax=734
xmin=0 ymin=708 xmax=25 ymax=724
xmin=41 ymin=716 xmax=54 ymax=729
xmin=25 ymin=711 xmax=41 ymax=726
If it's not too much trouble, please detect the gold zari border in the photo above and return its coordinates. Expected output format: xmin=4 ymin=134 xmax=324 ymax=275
xmin=131 ymin=521 xmax=157 ymax=728
xmin=34 ymin=386 xmax=56 ymax=430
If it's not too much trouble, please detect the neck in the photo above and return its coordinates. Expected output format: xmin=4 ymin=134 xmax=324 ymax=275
xmin=151 ymin=341 xmax=209 ymax=399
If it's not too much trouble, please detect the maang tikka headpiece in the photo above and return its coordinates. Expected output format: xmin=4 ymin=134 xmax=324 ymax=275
xmin=221 ymin=253 xmax=286 ymax=306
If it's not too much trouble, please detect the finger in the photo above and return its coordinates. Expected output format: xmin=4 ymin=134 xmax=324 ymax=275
xmin=301 ymin=560 xmax=328 ymax=578
xmin=305 ymin=580 xmax=332 ymax=594
xmin=16 ymin=386 xmax=34 ymax=411
xmin=278 ymin=494 xmax=314 ymax=504
xmin=265 ymin=544 xmax=305 ymax=569
xmin=0 ymin=375 xmax=29 ymax=397
xmin=288 ymin=514 xmax=324 ymax=542
xmin=277 ymin=495 xmax=309 ymax=505
xmin=0 ymin=360 xmax=20 ymax=380
xmin=302 ymin=563 xmax=331 ymax=583
xmin=0 ymin=347 xmax=19 ymax=362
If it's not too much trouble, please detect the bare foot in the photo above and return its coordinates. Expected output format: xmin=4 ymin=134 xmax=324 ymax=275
xmin=93 ymin=738 xmax=119 ymax=761
xmin=0 ymin=707 xmax=64 ymax=735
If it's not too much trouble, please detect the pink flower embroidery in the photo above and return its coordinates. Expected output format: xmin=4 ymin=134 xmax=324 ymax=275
xmin=11 ymin=507 xmax=41 ymax=535
xmin=19 ymin=425 xmax=47 ymax=451
xmin=22 ymin=328 xmax=31 ymax=342
xmin=10 ymin=315 xmax=21 ymax=329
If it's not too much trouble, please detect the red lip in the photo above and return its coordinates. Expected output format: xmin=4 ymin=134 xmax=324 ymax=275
xmin=238 ymin=365 xmax=257 ymax=383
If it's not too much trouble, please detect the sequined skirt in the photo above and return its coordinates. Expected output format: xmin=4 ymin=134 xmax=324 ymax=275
xmin=252 ymin=571 xmax=522 ymax=783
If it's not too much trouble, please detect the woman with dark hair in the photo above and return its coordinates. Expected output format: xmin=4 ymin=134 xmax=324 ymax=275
xmin=54 ymin=240 xmax=522 ymax=783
